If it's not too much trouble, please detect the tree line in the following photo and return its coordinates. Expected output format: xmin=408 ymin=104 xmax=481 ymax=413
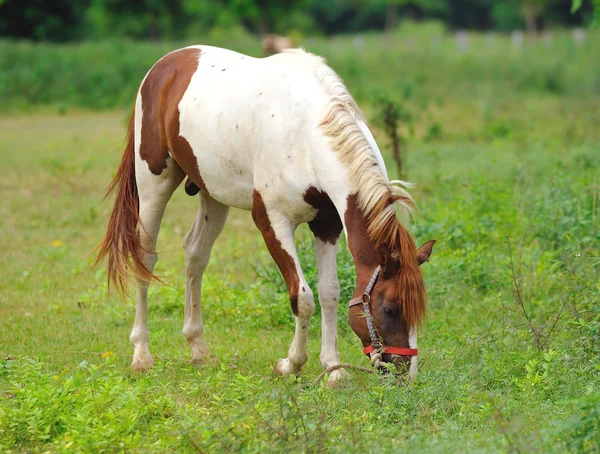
xmin=0 ymin=0 xmax=595 ymax=42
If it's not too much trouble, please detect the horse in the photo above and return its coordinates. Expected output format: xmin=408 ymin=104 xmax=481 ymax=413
xmin=95 ymin=45 xmax=435 ymax=385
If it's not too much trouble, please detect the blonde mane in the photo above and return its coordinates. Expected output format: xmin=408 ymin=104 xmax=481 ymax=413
xmin=290 ymin=49 xmax=426 ymax=328
xmin=304 ymin=50 xmax=415 ymax=240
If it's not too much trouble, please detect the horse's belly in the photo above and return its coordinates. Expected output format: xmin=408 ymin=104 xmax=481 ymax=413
xmin=183 ymin=136 xmax=255 ymax=210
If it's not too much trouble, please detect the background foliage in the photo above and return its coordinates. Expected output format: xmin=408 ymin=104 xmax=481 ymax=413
xmin=2 ymin=26 xmax=600 ymax=111
xmin=0 ymin=0 xmax=596 ymax=41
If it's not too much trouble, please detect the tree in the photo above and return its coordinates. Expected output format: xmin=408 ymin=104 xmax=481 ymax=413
xmin=517 ymin=0 xmax=550 ymax=35
xmin=571 ymin=0 xmax=599 ymax=24
xmin=0 ymin=0 xmax=90 ymax=41
xmin=229 ymin=0 xmax=306 ymax=35
xmin=85 ymin=0 xmax=185 ymax=40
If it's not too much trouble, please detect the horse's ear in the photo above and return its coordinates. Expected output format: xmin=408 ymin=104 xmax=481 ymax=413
xmin=417 ymin=240 xmax=436 ymax=265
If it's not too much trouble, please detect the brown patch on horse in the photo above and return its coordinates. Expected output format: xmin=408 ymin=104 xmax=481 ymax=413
xmin=139 ymin=60 xmax=171 ymax=175
xmin=252 ymin=190 xmax=300 ymax=315
xmin=344 ymin=194 xmax=380 ymax=270
xmin=140 ymin=48 xmax=208 ymax=194
xmin=304 ymin=186 xmax=343 ymax=244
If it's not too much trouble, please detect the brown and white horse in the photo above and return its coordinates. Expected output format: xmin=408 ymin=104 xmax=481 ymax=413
xmin=96 ymin=45 xmax=435 ymax=385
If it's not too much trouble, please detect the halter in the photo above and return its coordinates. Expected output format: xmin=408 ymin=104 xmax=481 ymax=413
xmin=349 ymin=265 xmax=418 ymax=360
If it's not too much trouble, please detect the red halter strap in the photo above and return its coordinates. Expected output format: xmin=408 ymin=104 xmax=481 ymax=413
xmin=363 ymin=345 xmax=418 ymax=356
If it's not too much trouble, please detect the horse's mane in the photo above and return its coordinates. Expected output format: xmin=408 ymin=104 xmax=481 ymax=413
xmin=289 ymin=49 xmax=426 ymax=328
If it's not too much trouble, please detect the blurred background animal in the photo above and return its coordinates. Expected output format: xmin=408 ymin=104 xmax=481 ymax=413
xmin=262 ymin=34 xmax=295 ymax=55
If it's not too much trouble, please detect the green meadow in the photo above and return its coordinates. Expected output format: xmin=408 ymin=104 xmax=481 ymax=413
xmin=0 ymin=27 xmax=599 ymax=452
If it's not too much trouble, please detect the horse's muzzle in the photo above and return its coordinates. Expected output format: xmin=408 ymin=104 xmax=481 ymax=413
xmin=392 ymin=354 xmax=412 ymax=372
xmin=376 ymin=353 xmax=411 ymax=375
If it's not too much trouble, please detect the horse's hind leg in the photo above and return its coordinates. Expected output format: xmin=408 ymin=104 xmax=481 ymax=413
xmin=182 ymin=192 xmax=229 ymax=363
xmin=130 ymin=159 xmax=184 ymax=372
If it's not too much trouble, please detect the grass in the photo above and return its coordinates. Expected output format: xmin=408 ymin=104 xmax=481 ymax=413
xmin=1 ymin=28 xmax=599 ymax=452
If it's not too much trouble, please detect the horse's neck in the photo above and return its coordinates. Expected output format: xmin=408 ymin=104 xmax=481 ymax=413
xmin=310 ymin=118 xmax=389 ymax=283
xmin=343 ymin=194 xmax=380 ymax=290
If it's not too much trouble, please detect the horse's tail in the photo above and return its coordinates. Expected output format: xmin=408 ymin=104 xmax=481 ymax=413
xmin=94 ymin=107 xmax=157 ymax=295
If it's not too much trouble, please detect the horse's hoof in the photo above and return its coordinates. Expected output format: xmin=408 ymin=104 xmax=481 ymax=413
xmin=191 ymin=352 xmax=216 ymax=366
xmin=188 ymin=338 xmax=210 ymax=356
xmin=131 ymin=355 xmax=154 ymax=372
xmin=274 ymin=358 xmax=298 ymax=376
xmin=326 ymin=368 xmax=350 ymax=389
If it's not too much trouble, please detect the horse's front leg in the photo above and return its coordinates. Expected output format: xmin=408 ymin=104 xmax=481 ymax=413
xmin=309 ymin=219 xmax=348 ymax=386
xmin=252 ymin=191 xmax=314 ymax=376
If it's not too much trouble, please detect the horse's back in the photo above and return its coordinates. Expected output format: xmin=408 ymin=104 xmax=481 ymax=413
xmin=139 ymin=45 xmax=331 ymax=216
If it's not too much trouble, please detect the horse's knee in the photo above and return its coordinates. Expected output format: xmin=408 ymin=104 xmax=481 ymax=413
xmin=318 ymin=278 xmax=340 ymax=308
xmin=295 ymin=287 xmax=315 ymax=318
xmin=183 ymin=232 xmax=210 ymax=276
xmin=136 ymin=252 xmax=157 ymax=284
xmin=143 ymin=252 xmax=158 ymax=270
xmin=184 ymin=249 xmax=209 ymax=276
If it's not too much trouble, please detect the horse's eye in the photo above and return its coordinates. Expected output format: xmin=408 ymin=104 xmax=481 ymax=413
xmin=383 ymin=306 xmax=398 ymax=318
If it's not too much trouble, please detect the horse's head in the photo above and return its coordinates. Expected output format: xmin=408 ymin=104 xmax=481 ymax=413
xmin=348 ymin=239 xmax=435 ymax=374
